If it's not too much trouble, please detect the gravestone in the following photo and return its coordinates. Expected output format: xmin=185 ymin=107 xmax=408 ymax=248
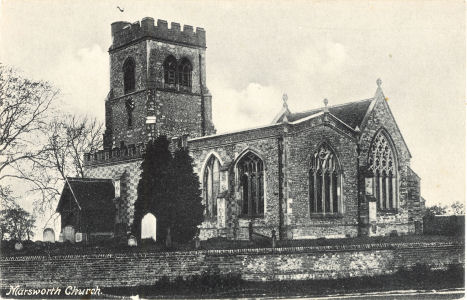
xmin=128 ymin=235 xmax=137 ymax=247
xmin=75 ymin=232 xmax=83 ymax=243
xmin=14 ymin=242 xmax=23 ymax=251
xmin=58 ymin=233 xmax=64 ymax=243
xmin=63 ymin=225 xmax=75 ymax=243
xmin=141 ymin=213 xmax=157 ymax=241
xmin=43 ymin=228 xmax=55 ymax=243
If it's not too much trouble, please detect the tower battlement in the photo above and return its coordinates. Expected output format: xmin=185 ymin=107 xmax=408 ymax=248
xmin=110 ymin=17 xmax=206 ymax=50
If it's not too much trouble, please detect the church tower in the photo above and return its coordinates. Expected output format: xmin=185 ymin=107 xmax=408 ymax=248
xmin=103 ymin=17 xmax=216 ymax=150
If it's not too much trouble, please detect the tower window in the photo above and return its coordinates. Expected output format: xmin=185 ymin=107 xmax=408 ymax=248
xmin=123 ymin=58 xmax=136 ymax=93
xmin=203 ymin=155 xmax=221 ymax=219
xmin=309 ymin=144 xmax=342 ymax=215
xmin=368 ymin=130 xmax=398 ymax=211
xmin=238 ymin=152 xmax=264 ymax=217
xmin=178 ymin=58 xmax=192 ymax=87
xmin=163 ymin=55 xmax=177 ymax=85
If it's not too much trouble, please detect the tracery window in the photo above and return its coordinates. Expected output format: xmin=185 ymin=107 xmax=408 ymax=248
xmin=123 ymin=58 xmax=136 ymax=93
xmin=203 ymin=155 xmax=220 ymax=219
xmin=163 ymin=55 xmax=177 ymax=85
xmin=368 ymin=130 xmax=397 ymax=211
xmin=309 ymin=144 xmax=341 ymax=215
xmin=238 ymin=152 xmax=264 ymax=217
xmin=178 ymin=58 xmax=192 ymax=88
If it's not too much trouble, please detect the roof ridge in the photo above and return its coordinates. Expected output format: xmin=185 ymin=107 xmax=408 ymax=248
xmin=66 ymin=177 xmax=113 ymax=182
xmin=291 ymin=97 xmax=374 ymax=116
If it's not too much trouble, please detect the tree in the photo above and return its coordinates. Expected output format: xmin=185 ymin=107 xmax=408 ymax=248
xmin=424 ymin=204 xmax=447 ymax=218
xmin=0 ymin=63 xmax=58 ymax=184
xmin=169 ymin=148 xmax=204 ymax=243
xmin=12 ymin=114 xmax=103 ymax=215
xmin=449 ymin=201 xmax=465 ymax=215
xmin=132 ymin=136 xmax=204 ymax=245
xmin=133 ymin=136 xmax=173 ymax=242
xmin=0 ymin=206 xmax=36 ymax=241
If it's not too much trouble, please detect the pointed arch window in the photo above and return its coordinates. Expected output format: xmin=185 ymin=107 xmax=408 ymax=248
xmin=368 ymin=131 xmax=398 ymax=211
xmin=178 ymin=58 xmax=192 ymax=88
xmin=309 ymin=144 xmax=342 ymax=215
xmin=238 ymin=152 xmax=264 ymax=217
xmin=203 ymin=155 xmax=221 ymax=219
xmin=163 ymin=55 xmax=177 ymax=85
xmin=123 ymin=58 xmax=136 ymax=93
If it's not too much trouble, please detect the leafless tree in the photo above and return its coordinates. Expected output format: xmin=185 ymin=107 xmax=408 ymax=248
xmin=0 ymin=63 xmax=58 ymax=210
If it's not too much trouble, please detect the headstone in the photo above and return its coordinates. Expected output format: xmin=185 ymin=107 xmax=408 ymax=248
xmin=63 ymin=225 xmax=75 ymax=243
xmin=43 ymin=228 xmax=55 ymax=243
xmin=141 ymin=213 xmax=157 ymax=241
xmin=128 ymin=235 xmax=137 ymax=247
xmin=58 ymin=233 xmax=64 ymax=243
xmin=75 ymin=232 xmax=83 ymax=243
xmin=14 ymin=242 xmax=23 ymax=251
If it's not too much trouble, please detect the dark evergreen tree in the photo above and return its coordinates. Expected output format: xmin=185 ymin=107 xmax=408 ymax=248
xmin=132 ymin=137 xmax=204 ymax=244
xmin=168 ymin=148 xmax=204 ymax=243
xmin=132 ymin=136 xmax=172 ymax=241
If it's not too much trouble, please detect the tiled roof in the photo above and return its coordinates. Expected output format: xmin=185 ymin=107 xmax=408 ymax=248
xmin=57 ymin=178 xmax=115 ymax=212
xmin=279 ymin=98 xmax=373 ymax=129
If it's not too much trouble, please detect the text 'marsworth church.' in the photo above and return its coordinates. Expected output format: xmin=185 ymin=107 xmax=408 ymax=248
xmin=57 ymin=17 xmax=424 ymax=241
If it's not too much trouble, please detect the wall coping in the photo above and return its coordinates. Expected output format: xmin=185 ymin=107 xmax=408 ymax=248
xmin=1 ymin=241 xmax=463 ymax=262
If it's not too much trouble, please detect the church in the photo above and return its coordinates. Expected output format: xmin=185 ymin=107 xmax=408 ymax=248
xmin=58 ymin=17 xmax=424 ymax=241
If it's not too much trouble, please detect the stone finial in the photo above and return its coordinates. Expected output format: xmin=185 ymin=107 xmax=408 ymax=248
xmin=323 ymin=98 xmax=329 ymax=112
xmin=376 ymin=78 xmax=382 ymax=87
xmin=282 ymin=93 xmax=288 ymax=108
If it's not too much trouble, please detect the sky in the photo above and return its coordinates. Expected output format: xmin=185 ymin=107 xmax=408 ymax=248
xmin=0 ymin=0 xmax=465 ymax=234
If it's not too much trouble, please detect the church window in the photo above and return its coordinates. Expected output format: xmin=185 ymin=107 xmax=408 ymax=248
xmin=178 ymin=58 xmax=192 ymax=88
xmin=163 ymin=55 xmax=177 ymax=85
xmin=203 ymin=155 xmax=221 ymax=219
xmin=123 ymin=58 xmax=136 ymax=93
xmin=368 ymin=130 xmax=398 ymax=211
xmin=309 ymin=144 xmax=341 ymax=215
xmin=238 ymin=152 xmax=264 ymax=217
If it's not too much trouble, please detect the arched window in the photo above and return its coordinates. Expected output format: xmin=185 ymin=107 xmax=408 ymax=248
xmin=368 ymin=130 xmax=397 ymax=211
xmin=178 ymin=58 xmax=192 ymax=87
xmin=238 ymin=152 xmax=264 ymax=217
xmin=163 ymin=55 xmax=177 ymax=85
xmin=123 ymin=58 xmax=135 ymax=93
xmin=203 ymin=155 xmax=221 ymax=219
xmin=309 ymin=144 xmax=342 ymax=215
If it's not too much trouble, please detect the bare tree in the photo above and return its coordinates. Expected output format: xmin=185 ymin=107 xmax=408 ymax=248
xmin=16 ymin=115 xmax=103 ymax=214
xmin=0 ymin=63 xmax=58 ymax=184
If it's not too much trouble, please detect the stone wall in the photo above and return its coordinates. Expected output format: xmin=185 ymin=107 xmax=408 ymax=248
xmin=1 ymin=241 xmax=463 ymax=289
xmin=84 ymin=159 xmax=142 ymax=227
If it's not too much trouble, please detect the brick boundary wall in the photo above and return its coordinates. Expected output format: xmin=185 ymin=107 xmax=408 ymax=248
xmin=0 ymin=242 xmax=463 ymax=288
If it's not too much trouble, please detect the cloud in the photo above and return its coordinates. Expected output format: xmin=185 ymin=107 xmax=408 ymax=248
xmin=210 ymin=80 xmax=283 ymax=133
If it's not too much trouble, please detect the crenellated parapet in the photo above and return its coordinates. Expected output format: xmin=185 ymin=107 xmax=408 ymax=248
xmin=110 ymin=17 xmax=206 ymax=50
xmin=84 ymin=143 xmax=145 ymax=166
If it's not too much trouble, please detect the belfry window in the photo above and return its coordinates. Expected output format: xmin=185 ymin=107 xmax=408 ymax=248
xmin=238 ymin=152 xmax=264 ymax=217
xmin=123 ymin=58 xmax=136 ymax=93
xmin=163 ymin=55 xmax=177 ymax=85
xmin=309 ymin=144 xmax=342 ymax=215
xmin=178 ymin=58 xmax=192 ymax=87
xmin=203 ymin=155 xmax=220 ymax=219
xmin=368 ymin=130 xmax=397 ymax=211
